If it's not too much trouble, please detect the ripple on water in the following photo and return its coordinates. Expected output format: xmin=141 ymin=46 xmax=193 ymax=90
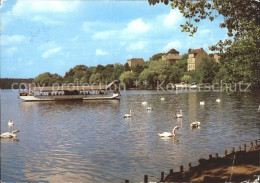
xmin=1 ymin=90 xmax=260 ymax=182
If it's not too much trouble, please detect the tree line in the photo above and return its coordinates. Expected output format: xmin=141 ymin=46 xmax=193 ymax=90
xmin=32 ymin=53 xmax=224 ymax=89
xmin=0 ymin=78 xmax=33 ymax=89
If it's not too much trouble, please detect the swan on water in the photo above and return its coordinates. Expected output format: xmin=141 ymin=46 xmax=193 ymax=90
xmin=200 ymin=101 xmax=205 ymax=105
xmin=174 ymin=110 xmax=183 ymax=118
xmin=8 ymin=120 xmax=14 ymax=132
xmin=216 ymin=98 xmax=221 ymax=103
xmin=142 ymin=101 xmax=147 ymax=105
xmin=147 ymin=106 xmax=153 ymax=110
xmin=161 ymin=97 xmax=165 ymax=101
xmin=1 ymin=130 xmax=20 ymax=138
xmin=158 ymin=126 xmax=179 ymax=137
xmin=190 ymin=121 xmax=200 ymax=128
xmin=124 ymin=110 xmax=132 ymax=118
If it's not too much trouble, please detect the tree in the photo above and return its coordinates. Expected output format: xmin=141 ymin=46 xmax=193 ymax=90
xmin=198 ymin=57 xmax=220 ymax=84
xmin=119 ymin=71 xmax=135 ymax=88
xmin=169 ymin=65 xmax=183 ymax=83
xmin=33 ymin=72 xmax=63 ymax=86
xmin=176 ymin=57 xmax=187 ymax=71
xmin=102 ymin=64 xmax=114 ymax=83
xmin=220 ymin=33 xmax=260 ymax=86
xmin=139 ymin=59 xmax=172 ymax=87
xmin=89 ymin=73 xmax=102 ymax=84
xmin=63 ymin=64 xmax=88 ymax=84
xmin=149 ymin=53 xmax=166 ymax=61
xmin=132 ymin=64 xmax=144 ymax=75
xmin=181 ymin=75 xmax=191 ymax=83
xmin=124 ymin=63 xmax=130 ymax=71
xmin=80 ymin=69 xmax=92 ymax=85
xmin=96 ymin=64 xmax=105 ymax=73
xmin=148 ymin=0 xmax=259 ymax=40
xmin=188 ymin=70 xmax=202 ymax=84
xmin=112 ymin=63 xmax=124 ymax=80
xmin=139 ymin=68 xmax=155 ymax=88
xmin=148 ymin=0 xmax=260 ymax=88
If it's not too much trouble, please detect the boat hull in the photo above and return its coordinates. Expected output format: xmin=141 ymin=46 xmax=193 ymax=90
xmin=19 ymin=94 xmax=119 ymax=101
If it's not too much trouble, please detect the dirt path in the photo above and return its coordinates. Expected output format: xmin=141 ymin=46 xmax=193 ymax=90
xmin=164 ymin=146 xmax=260 ymax=182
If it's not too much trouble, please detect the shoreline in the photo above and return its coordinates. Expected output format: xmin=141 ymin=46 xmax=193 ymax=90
xmin=128 ymin=140 xmax=260 ymax=183
xmin=164 ymin=142 xmax=260 ymax=182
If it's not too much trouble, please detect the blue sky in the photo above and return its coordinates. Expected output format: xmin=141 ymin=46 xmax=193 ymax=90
xmin=1 ymin=0 xmax=227 ymax=78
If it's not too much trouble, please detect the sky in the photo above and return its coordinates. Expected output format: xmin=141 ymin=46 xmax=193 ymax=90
xmin=0 ymin=0 xmax=228 ymax=78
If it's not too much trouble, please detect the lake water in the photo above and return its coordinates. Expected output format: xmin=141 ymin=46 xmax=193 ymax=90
xmin=1 ymin=89 xmax=260 ymax=182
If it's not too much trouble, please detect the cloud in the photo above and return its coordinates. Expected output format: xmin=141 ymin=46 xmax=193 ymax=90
xmin=82 ymin=21 xmax=106 ymax=33
xmin=56 ymin=60 xmax=65 ymax=65
xmin=6 ymin=47 xmax=18 ymax=56
xmin=95 ymin=49 xmax=108 ymax=56
xmin=12 ymin=0 xmax=80 ymax=16
xmin=38 ymin=41 xmax=57 ymax=51
xmin=70 ymin=36 xmax=79 ymax=42
xmin=31 ymin=16 xmax=61 ymax=25
xmin=127 ymin=41 xmax=147 ymax=51
xmin=42 ymin=47 xmax=62 ymax=59
xmin=124 ymin=18 xmax=150 ymax=34
xmin=93 ymin=30 xmax=116 ymax=40
xmin=25 ymin=61 xmax=34 ymax=66
xmin=91 ymin=18 xmax=149 ymax=40
xmin=162 ymin=41 xmax=182 ymax=52
xmin=162 ymin=9 xmax=183 ymax=28
xmin=199 ymin=29 xmax=211 ymax=35
xmin=2 ymin=35 xmax=26 ymax=46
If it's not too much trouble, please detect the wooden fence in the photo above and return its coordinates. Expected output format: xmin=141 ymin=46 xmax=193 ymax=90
xmin=124 ymin=139 xmax=260 ymax=183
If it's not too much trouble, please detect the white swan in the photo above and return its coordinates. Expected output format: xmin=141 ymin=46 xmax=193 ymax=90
xmin=216 ymin=98 xmax=221 ymax=103
xmin=200 ymin=101 xmax=205 ymax=105
xmin=147 ymin=106 xmax=153 ymax=110
xmin=190 ymin=121 xmax=200 ymax=128
xmin=8 ymin=120 xmax=14 ymax=132
xmin=161 ymin=97 xmax=165 ymax=101
xmin=124 ymin=110 xmax=132 ymax=118
xmin=1 ymin=130 xmax=20 ymax=138
xmin=258 ymin=105 xmax=260 ymax=111
xmin=174 ymin=110 xmax=183 ymax=118
xmin=158 ymin=126 xmax=179 ymax=137
xmin=142 ymin=101 xmax=147 ymax=105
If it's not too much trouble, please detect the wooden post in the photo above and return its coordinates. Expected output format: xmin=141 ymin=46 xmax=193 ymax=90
xmin=238 ymin=146 xmax=241 ymax=151
xmin=170 ymin=169 xmax=173 ymax=174
xmin=160 ymin=172 xmax=164 ymax=182
xmin=188 ymin=163 xmax=192 ymax=170
xmin=224 ymin=149 xmax=227 ymax=156
xmin=250 ymin=141 xmax=253 ymax=148
xmin=231 ymin=147 xmax=235 ymax=153
xmin=144 ymin=175 xmax=148 ymax=183
xmin=180 ymin=165 xmax=183 ymax=172
xmin=215 ymin=153 xmax=218 ymax=158
xmin=209 ymin=154 xmax=212 ymax=159
xmin=125 ymin=180 xmax=129 ymax=183
xmin=244 ymin=144 xmax=246 ymax=151
xmin=255 ymin=140 xmax=258 ymax=146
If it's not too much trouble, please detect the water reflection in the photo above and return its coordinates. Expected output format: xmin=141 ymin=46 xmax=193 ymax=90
xmin=188 ymin=92 xmax=198 ymax=122
xmin=1 ymin=90 xmax=260 ymax=182
xmin=0 ymin=138 xmax=20 ymax=144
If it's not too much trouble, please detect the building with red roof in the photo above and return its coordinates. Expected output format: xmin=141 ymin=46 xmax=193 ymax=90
xmin=187 ymin=48 xmax=210 ymax=71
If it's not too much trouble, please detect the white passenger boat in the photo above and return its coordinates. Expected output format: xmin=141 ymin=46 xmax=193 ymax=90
xmin=19 ymin=81 xmax=120 ymax=102
xmin=175 ymin=82 xmax=188 ymax=89
xmin=189 ymin=82 xmax=198 ymax=89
